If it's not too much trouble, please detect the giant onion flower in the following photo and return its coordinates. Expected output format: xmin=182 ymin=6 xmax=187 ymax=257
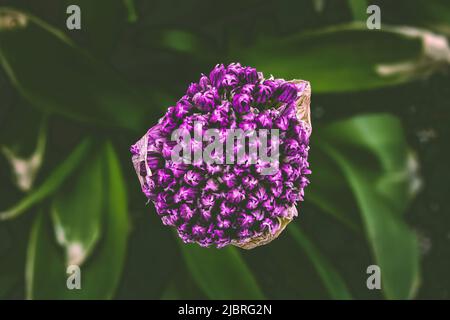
xmin=131 ymin=63 xmax=311 ymax=249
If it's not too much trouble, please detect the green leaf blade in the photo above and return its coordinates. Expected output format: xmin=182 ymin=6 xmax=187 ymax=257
xmin=26 ymin=141 xmax=130 ymax=299
xmin=235 ymin=23 xmax=447 ymax=93
xmin=180 ymin=244 xmax=265 ymax=300
xmin=51 ymin=147 xmax=104 ymax=266
xmin=317 ymin=114 xmax=420 ymax=299
xmin=0 ymin=7 xmax=147 ymax=131
xmin=0 ymin=138 xmax=92 ymax=221
xmin=289 ymin=225 xmax=352 ymax=300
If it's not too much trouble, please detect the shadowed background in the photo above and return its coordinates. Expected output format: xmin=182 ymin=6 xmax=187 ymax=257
xmin=0 ymin=0 xmax=449 ymax=299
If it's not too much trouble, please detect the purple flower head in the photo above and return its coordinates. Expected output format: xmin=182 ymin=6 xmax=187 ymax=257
xmin=226 ymin=188 xmax=246 ymax=204
xmin=239 ymin=84 xmax=255 ymax=95
xmin=252 ymin=209 xmax=265 ymax=221
xmin=166 ymin=161 xmax=188 ymax=178
xmin=239 ymin=120 xmax=257 ymax=131
xmin=256 ymin=111 xmax=273 ymax=128
xmin=227 ymin=62 xmax=243 ymax=76
xmin=262 ymin=197 xmax=275 ymax=211
xmin=200 ymin=208 xmax=212 ymax=221
xmin=263 ymin=79 xmax=282 ymax=92
xmin=175 ymin=186 xmax=197 ymax=203
xmin=242 ymin=174 xmax=258 ymax=191
xmin=217 ymin=215 xmax=232 ymax=229
xmin=222 ymin=172 xmax=237 ymax=188
xmin=261 ymin=218 xmax=279 ymax=234
xmin=186 ymin=82 xmax=201 ymax=97
xmin=193 ymin=88 xmax=218 ymax=112
xmin=201 ymin=193 xmax=216 ymax=208
xmin=146 ymin=151 xmax=163 ymax=170
xmin=204 ymin=178 xmax=219 ymax=192
xmin=242 ymin=67 xmax=259 ymax=84
xmin=270 ymin=180 xmax=284 ymax=198
xmin=191 ymin=224 xmax=206 ymax=238
xmin=246 ymin=195 xmax=259 ymax=210
xmin=210 ymin=102 xmax=231 ymax=127
xmin=184 ymin=170 xmax=203 ymax=187
xmin=199 ymin=74 xmax=210 ymax=90
xmin=155 ymin=192 xmax=171 ymax=213
xmin=275 ymin=115 xmax=290 ymax=131
xmin=238 ymin=213 xmax=255 ymax=228
xmin=160 ymin=113 xmax=177 ymax=135
xmin=238 ymin=228 xmax=253 ymax=239
xmin=130 ymin=144 xmax=140 ymax=156
xmin=180 ymin=204 xmax=195 ymax=220
xmin=283 ymin=138 xmax=301 ymax=156
xmin=156 ymin=168 xmax=174 ymax=188
xmin=175 ymin=97 xmax=192 ymax=118
xmin=162 ymin=141 xmax=177 ymax=159
xmin=209 ymin=64 xmax=226 ymax=88
xmin=220 ymin=201 xmax=236 ymax=217
xmin=254 ymin=84 xmax=273 ymax=104
xmin=131 ymin=62 xmax=311 ymax=249
xmin=222 ymin=74 xmax=239 ymax=89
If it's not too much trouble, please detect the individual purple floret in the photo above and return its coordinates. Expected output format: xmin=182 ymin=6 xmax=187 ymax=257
xmin=131 ymin=63 xmax=311 ymax=249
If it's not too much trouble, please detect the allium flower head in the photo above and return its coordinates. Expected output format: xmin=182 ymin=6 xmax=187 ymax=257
xmin=131 ymin=63 xmax=312 ymax=249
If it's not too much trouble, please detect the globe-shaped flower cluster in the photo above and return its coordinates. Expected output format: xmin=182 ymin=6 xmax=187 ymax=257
xmin=131 ymin=63 xmax=311 ymax=248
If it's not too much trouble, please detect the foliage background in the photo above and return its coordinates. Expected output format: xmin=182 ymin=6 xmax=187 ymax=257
xmin=0 ymin=0 xmax=449 ymax=299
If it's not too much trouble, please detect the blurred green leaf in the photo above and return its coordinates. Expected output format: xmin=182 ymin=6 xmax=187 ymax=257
xmin=161 ymin=30 xmax=205 ymax=54
xmin=0 ymin=7 xmax=147 ymax=131
xmin=312 ymin=0 xmax=326 ymax=13
xmin=317 ymin=114 xmax=420 ymax=299
xmin=377 ymin=0 xmax=450 ymax=36
xmin=236 ymin=23 xmax=450 ymax=93
xmin=289 ymin=224 xmax=352 ymax=299
xmin=116 ymin=211 xmax=179 ymax=299
xmin=26 ymin=141 xmax=129 ymax=299
xmin=308 ymin=147 xmax=362 ymax=232
xmin=180 ymin=244 xmax=265 ymax=299
xmin=0 ymin=138 xmax=92 ymax=221
xmin=50 ymin=148 xmax=104 ymax=266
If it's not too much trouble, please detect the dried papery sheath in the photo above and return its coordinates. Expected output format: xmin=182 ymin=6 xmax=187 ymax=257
xmin=131 ymin=63 xmax=311 ymax=249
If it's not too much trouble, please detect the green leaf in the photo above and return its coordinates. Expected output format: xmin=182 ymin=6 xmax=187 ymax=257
xmin=50 ymin=148 xmax=104 ymax=266
xmin=179 ymin=243 xmax=265 ymax=299
xmin=380 ymin=0 xmax=450 ymax=36
xmin=1 ymin=115 xmax=47 ymax=192
xmin=116 ymin=212 xmax=179 ymax=299
xmin=0 ymin=220 xmax=30 ymax=299
xmin=289 ymin=224 xmax=352 ymax=299
xmin=235 ymin=23 xmax=450 ymax=93
xmin=347 ymin=0 xmax=367 ymax=21
xmin=122 ymin=0 xmax=138 ymax=23
xmin=0 ymin=138 xmax=92 ymax=221
xmin=317 ymin=114 xmax=420 ymax=299
xmin=26 ymin=141 xmax=129 ymax=299
xmin=0 ymin=7 xmax=147 ymax=131
xmin=307 ymin=147 xmax=362 ymax=232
